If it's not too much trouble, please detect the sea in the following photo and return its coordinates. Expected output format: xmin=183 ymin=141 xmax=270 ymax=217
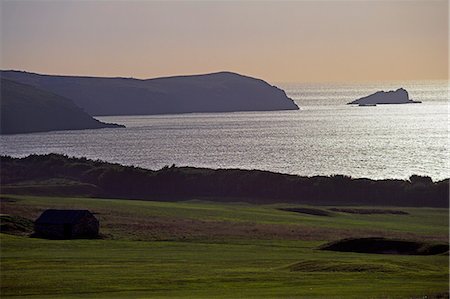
xmin=1 ymin=81 xmax=448 ymax=180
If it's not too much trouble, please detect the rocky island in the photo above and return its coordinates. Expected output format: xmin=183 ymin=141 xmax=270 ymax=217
xmin=1 ymin=71 xmax=299 ymax=116
xmin=348 ymin=88 xmax=421 ymax=106
xmin=0 ymin=79 xmax=124 ymax=134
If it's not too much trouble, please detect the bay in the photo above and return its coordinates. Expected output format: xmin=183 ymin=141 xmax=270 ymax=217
xmin=1 ymin=80 xmax=448 ymax=180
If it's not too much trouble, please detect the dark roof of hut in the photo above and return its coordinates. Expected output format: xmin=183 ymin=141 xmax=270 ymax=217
xmin=35 ymin=209 xmax=96 ymax=224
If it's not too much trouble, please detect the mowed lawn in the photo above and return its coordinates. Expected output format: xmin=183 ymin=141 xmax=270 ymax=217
xmin=1 ymin=195 xmax=448 ymax=298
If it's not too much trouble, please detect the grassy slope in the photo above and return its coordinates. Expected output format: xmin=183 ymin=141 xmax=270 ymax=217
xmin=1 ymin=195 xmax=448 ymax=298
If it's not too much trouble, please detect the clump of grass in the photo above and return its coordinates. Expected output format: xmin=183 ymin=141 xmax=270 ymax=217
xmin=287 ymin=259 xmax=398 ymax=273
xmin=0 ymin=215 xmax=34 ymax=235
xmin=320 ymin=237 xmax=449 ymax=255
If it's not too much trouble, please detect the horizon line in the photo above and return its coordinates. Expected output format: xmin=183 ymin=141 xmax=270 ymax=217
xmin=1 ymin=68 xmax=448 ymax=85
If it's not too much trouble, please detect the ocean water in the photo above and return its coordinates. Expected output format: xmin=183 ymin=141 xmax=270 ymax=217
xmin=1 ymin=81 xmax=448 ymax=180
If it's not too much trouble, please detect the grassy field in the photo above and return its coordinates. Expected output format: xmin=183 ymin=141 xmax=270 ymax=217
xmin=1 ymin=194 xmax=448 ymax=298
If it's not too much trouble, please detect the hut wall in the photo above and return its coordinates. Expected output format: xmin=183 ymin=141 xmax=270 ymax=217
xmin=72 ymin=216 xmax=99 ymax=238
xmin=34 ymin=224 xmax=65 ymax=239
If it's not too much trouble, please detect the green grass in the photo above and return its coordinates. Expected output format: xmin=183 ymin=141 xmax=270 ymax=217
xmin=1 ymin=194 xmax=448 ymax=298
xmin=2 ymin=194 xmax=447 ymax=240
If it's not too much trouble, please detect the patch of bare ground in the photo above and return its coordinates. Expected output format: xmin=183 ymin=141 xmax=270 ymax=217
xmin=1 ymin=202 xmax=447 ymax=242
xmin=329 ymin=208 xmax=409 ymax=215
xmin=0 ymin=196 xmax=17 ymax=203
xmin=278 ymin=207 xmax=332 ymax=217
xmin=413 ymin=292 xmax=450 ymax=299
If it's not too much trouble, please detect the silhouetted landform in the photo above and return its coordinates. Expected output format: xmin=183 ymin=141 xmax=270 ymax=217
xmin=348 ymin=88 xmax=421 ymax=105
xmin=279 ymin=208 xmax=332 ymax=217
xmin=0 ymin=79 xmax=124 ymax=134
xmin=329 ymin=208 xmax=409 ymax=215
xmin=320 ymin=237 xmax=449 ymax=255
xmin=0 ymin=70 xmax=299 ymax=116
xmin=1 ymin=154 xmax=448 ymax=207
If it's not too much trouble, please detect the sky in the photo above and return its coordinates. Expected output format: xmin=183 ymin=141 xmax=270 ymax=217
xmin=0 ymin=0 xmax=448 ymax=83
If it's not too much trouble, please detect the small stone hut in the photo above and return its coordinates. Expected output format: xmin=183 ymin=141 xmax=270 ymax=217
xmin=34 ymin=209 xmax=99 ymax=239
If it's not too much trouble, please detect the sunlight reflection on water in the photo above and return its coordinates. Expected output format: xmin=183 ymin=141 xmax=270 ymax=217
xmin=1 ymin=81 xmax=448 ymax=180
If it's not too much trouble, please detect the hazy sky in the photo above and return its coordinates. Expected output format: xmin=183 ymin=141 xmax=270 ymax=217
xmin=1 ymin=1 xmax=448 ymax=83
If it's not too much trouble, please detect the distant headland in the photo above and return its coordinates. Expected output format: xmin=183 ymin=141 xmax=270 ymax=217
xmin=1 ymin=70 xmax=299 ymax=116
xmin=348 ymin=88 xmax=421 ymax=106
xmin=0 ymin=79 xmax=124 ymax=135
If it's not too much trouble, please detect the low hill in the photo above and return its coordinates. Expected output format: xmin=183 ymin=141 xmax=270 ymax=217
xmin=0 ymin=70 xmax=299 ymax=116
xmin=0 ymin=79 xmax=124 ymax=134
xmin=1 ymin=154 xmax=447 ymax=207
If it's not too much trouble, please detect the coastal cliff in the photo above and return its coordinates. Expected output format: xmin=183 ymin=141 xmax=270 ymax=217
xmin=1 ymin=71 xmax=299 ymax=116
xmin=0 ymin=79 xmax=124 ymax=134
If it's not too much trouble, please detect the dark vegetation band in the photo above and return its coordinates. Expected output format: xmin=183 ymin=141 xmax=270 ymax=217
xmin=1 ymin=154 xmax=448 ymax=207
